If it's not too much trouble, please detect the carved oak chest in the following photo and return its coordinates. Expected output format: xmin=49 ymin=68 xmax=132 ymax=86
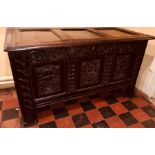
xmin=4 ymin=27 xmax=155 ymax=126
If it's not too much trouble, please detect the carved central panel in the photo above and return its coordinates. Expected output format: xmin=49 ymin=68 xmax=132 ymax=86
xmin=80 ymin=59 xmax=101 ymax=87
xmin=33 ymin=63 xmax=62 ymax=97
xmin=113 ymin=54 xmax=132 ymax=81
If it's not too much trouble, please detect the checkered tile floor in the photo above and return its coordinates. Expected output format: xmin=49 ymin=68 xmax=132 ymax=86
xmin=1 ymin=89 xmax=155 ymax=128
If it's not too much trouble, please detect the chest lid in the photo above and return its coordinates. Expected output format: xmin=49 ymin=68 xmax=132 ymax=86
xmin=4 ymin=27 xmax=155 ymax=52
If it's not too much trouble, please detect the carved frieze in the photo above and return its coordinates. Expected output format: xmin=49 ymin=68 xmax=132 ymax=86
xmin=27 ymin=48 xmax=66 ymax=63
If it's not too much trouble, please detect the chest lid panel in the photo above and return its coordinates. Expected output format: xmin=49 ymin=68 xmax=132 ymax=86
xmin=4 ymin=27 xmax=155 ymax=52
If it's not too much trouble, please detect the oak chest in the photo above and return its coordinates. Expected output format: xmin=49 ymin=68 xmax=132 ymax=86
xmin=4 ymin=27 xmax=155 ymax=126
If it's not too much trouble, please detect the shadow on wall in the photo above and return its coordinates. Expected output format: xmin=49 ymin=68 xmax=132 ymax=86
xmin=136 ymin=43 xmax=155 ymax=91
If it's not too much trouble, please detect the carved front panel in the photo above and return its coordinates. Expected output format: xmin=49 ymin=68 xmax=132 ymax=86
xmin=80 ymin=59 xmax=101 ymax=87
xmin=33 ymin=64 xmax=62 ymax=97
xmin=113 ymin=54 xmax=132 ymax=81
xmin=8 ymin=39 xmax=149 ymax=126
xmin=25 ymin=48 xmax=68 ymax=98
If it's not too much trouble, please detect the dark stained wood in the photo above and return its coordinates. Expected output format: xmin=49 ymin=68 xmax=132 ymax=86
xmin=4 ymin=27 xmax=155 ymax=126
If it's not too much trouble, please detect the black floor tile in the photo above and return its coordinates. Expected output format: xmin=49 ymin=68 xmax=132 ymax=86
xmin=2 ymin=108 xmax=19 ymax=121
xmin=80 ymin=101 xmax=96 ymax=111
xmin=99 ymin=106 xmax=116 ymax=119
xmin=142 ymin=119 xmax=155 ymax=128
xmin=53 ymin=107 xmax=69 ymax=119
xmin=72 ymin=113 xmax=90 ymax=128
xmin=119 ymin=112 xmax=138 ymax=126
xmin=142 ymin=106 xmax=155 ymax=117
xmin=122 ymin=100 xmax=138 ymax=111
xmin=92 ymin=120 xmax=109 ymax=128
xmin=39 ymin=121 xmax=57 ymax=128
xmin=104 ymin=95 xmax=118 ymax=104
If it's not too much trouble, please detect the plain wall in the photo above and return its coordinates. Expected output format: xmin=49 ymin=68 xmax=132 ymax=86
xmin=0 ymin=28 xmax=12 ymax=77
xmin=0 ymin=27 xmax=155 ymax=92
xmin=0 ymin=28 xmax=13 ymax=88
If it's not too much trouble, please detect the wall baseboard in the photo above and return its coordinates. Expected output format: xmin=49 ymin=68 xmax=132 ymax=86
xmin=0 ymin=76 xmax=14 ymax=89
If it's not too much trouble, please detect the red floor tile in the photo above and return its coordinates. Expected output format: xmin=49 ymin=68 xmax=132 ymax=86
xmin=12 ymin=90 xmax=18 ymax=99
xmin=116 ymin=96 xmax=129 ymax=102
xmin=2 ymin=98 xmax=19 ymax=110
xmin=86 ymin=109 xmax=103 ymax=123
xmin=110 ymin=102 xmax=128 ymax=115
xmin=38 ymin=110 xmax=55 ymax=124
xmin=91 ymin=99 xmax=109 ymax=108
xmin=81 ymin=124 xmax=93 ymax=128
xmin=56 ymin=116 xmax=75 ymax=128
xmin=132 ymin=97 xmax=149 ymax=108
xmin=105 ymin=116 xmax=127 ymax=128
xmin=1 ymin=118 xmax=20 ymax=128
xmin=67 ymin=103 xmax=84 ymax=116
xmin=128 ymin=123 xmax=144 ymax=128
xmin=130 ymin=109 xmax=150 ymax=122
xmin=0 ymin=92 xmax=13 ymax=101
xmin=31 ymin=125 xmax=39 ymax=128
xmin=152 ymin=117 xmax=155 ymax=122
